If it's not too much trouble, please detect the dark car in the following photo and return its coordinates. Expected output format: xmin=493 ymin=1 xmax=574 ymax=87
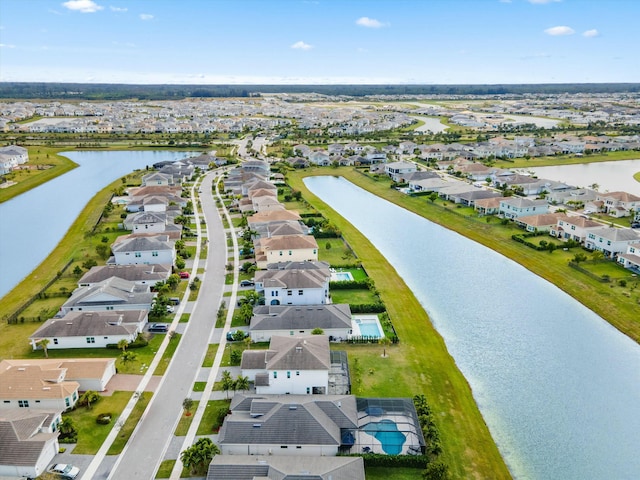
xmin=239 ymin=279 xmax=255 ymax=287
xmin=149 ymin=323 xmax=169 ymax=332
xmin=169 ymin=297 xmax=180 ymax=305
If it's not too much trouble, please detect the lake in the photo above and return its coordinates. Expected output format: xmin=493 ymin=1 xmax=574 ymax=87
xmin=0 ymin=150 xmax=198 ymax=301
xmin=529 ymin=159 xmax=640 ymax=196
xmin=304 ymin=175 xmax=640 ymax=480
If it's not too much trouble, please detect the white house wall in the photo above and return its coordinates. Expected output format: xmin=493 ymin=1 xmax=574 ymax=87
xmin=113 ymin=250 xmax=175 ymax=265
xmin=221 ymin=443 xmax=337 ymax=457
xmin=250 ymin=327 xmax=350 ymax=343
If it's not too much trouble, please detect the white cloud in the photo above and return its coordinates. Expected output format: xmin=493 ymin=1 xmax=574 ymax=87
xmin=528 ymin=0 xmax=561 ymax=4
xmin=62 ymin=0 xmax=104 ymax=13
xmin=291 ymin=41 xmax=313 ymax=50
xmin=544 ymin=25 xmax=574 ymax=36
xmin=0 ymin=44 xmax=16 ymax=48
xmin=583 ymin=29 xmax=599 ymax=38
xmin=139 ymin=13 xmax=154 ymax=20
xmin=109 ymin=6 xmax=127 ymax=12
xmin=356 ymin=17 xmax=387 ymax=28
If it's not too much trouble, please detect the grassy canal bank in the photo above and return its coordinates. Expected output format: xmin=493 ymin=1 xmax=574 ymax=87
xmin=286 ymin=170 xmax=512 ymax=479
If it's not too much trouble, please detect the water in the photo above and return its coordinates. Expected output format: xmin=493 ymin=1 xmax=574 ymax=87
xmin=529 ymin=159 xmax=640 ymax=196
xmin=304 ymin=175 xmax=640 ymax=480
xmin=362 ymin=420 xmax=406 ymax=455
xmin=332 ymin=272 xmax=354 ymax=281
xmin=0 ymin=150 xmax=198 ymax=300
xmin=353 ymin=318 xmax=383 ymax=338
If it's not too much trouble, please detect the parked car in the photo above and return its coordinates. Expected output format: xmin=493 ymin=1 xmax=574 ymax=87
xmin=48 ymin=464 xmax=80 ymax=479
xmin=166 ymin=305 xmax=175 ymax=313
xmin=149 ymin=323 xmax=169 ymax=333
xmin=179 ymin=271 xmax=190 ymax=279
xmin=239 ymin=279 xmax=255 ymax=287
xmin=227 ymin=330 xmax=248 ymax=341
xmin=169 ymin=297 xmax=180 ymax=305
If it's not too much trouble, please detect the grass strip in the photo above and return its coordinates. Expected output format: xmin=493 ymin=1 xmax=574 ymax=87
xmin=155 ymin=460 xmax=176 ymax=478
xmin=107 ymin=391 xmax=153 ymax=455
xmin=201 ymin=344 xmax=218 ymax=367
xmin=174 ymin=401 xmax=199 ymax=436
xmin=153 ymin=333 xmax=182 ymax=375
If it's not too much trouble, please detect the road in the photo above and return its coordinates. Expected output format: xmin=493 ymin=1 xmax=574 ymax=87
xmin=99 ymin=170 xmax=228 ymax=479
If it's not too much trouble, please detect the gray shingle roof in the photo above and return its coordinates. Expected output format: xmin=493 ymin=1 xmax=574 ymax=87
xmin=0 ymin=410 xmax=59 ymax=467
xmin=111 ymin=235 xmax=173 ymax=253
xmin=62 ymin=277 xmax=155 ymax=309
xmin=251 ymin=304 xmax=352 ymax=332
xmin=29 ymin=310 xmax=146 ymax=339
xmin=241 ymin=336 xmax=330 ymax=371
xmin=254 ymin=269 xmax=329 ymax=290
xmin=78 ymin=264 xmax=171 ymax=285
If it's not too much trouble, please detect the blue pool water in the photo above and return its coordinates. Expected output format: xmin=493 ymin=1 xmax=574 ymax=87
xmin=333 ymin=272 xmax=354 ymax=281
xmin=357 ymin=320 xmax=382 ymax=338
xmin=362 ymin=420 xmax=406 ymax=455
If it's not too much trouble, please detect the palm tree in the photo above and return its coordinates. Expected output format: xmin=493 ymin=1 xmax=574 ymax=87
xmin=180 ymin=438 xmax=220 ymax=475
xmin=379 ymin=336 xmax=392 ymax=358
xmin=221 ymin=370 xmax=234 ymax=399
xmin=183 ymin=397 xmax=194 ymax=416
xmin=38 ymin=338 xmax=50 ymax=358
xmin=117 ymin=339 xmax=128 ymax=353
xmin=235 ymin=375 xmax=249 ymax=393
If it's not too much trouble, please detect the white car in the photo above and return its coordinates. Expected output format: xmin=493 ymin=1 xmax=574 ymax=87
xmin=49 ymin=464 xmax=80 ymax=479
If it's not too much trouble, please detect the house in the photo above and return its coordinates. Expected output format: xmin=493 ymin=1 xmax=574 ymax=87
xmin=78 ymin=263 xmax=171 ymax=287
xmin=616 ymin=242 xmax=640 ymax=273
xmin=451 ymin=189 xmax=502 ymax=207
xmin=0 ymin=409 xmax=61 ymax=480
xmin=141 ymin=172 xmax=174 ymax=186
xmin=29 ymin=310 xmax=148 ymax=350
xmin=252 ymin=196 xmax=284 ymax=213
xmin=0 ymin=145 xmax=28 ymax=174
xmin=596 ymin=191 xmax=640 ymax=218
xmin=111 ymin=234 xmax=175 ymax=265
xmin=383 ymin=161 xmax=417 ymax=182
xmin=241 ymin=335 xmax=331 ymax=395
xmin=515 ymin=213 xmax=568 ymax=233
xmin=254 ymin=235 xmax=318 ymax=270
xmin=218 ymin=393 xmax=358 ymax=456
xmin=207 ymin=455 xmax=365 ymax=480
xmin=248 ymin=210 xmax=302 ymax=230
xmin=550 ymin=216 xmax=602 ymax=243
xmin=407 ymin=177 xmax=451 ymax=193
xmin=249 ymin=304 xmax=352 ymax=342
xmin=59 ymin=277 xmax=156 ymax=315
xmin=242 ymin=179 xmax=277 ymax=197
xmin=475 ymin=196 xmax=508 ymax=215
xmin=0 ymin=358 xmax=116 ymax=411
xmin=125 ymin=212 xmax=169 ymax=233
xmin=308 ymin=151 xmax=331 ymax=166
xmin=499 ymin=197 xmax=549 ymax=219
xmin=254 ymin=263 xmax=330 ymax=306
xmin=253 ymin=221 xmax=309 ymax=239
xmin=584 ymin=227 xmax=640 ymax=258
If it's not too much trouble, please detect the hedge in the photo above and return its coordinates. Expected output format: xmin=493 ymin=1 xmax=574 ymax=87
xmin=343 ymin=453 xmax=428 ymax=469
xmin=329 ymin=280 xmax=371 ymax=290
xmin=349 ymin=302 xmax=386 ymax=313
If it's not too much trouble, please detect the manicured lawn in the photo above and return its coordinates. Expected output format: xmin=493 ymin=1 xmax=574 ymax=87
xmin=495 ymin=149 xmax=640 ymax=169
xmin=154 ymin=333 xmax=182 ymax=375
xmin=365 ymin=467 xmax=425 ymax=480
xmin=107 ymin=391 xmax=153 ymax=455
xmin=179 ymin=314 xmax=190 ymax=323
xmin=202 ymin=344 xmax=218 ymax=367
xmin=634 ymin=171 xmax=640 ymax=182
xmin=330 ymin=288 xmax=379 ymax=305
xmin=196 ymin=399 xmax=231 ymax=435
xmin=193 ymin=382 xmax=207 ymax=392
xmin=63 ymin=391 xmax=132 ymax=454
xmin=155 ymin=460 xmax=175 ymax=478
xmin=174 ymin=402 xmax=199 ymax=436
xmin=318 ymin=237 xmax=358 ymax=267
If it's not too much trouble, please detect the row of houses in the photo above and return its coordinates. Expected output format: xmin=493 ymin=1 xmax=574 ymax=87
xmin=0 ymin=145 xmax=28 ymax=175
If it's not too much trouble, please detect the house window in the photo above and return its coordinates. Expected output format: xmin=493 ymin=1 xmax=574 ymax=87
xmin=106 ymin=306 xmax=114 ymax=310
xmin=280 ymin=446 xmax=288 ymax=449
xmin=287 ymin=371 xmax=291 ymax=378
xmin=306 ymin=387 xmax=310 ymax=394
xmin=288 ymin=250 xmax=292 ymax=256
xmin=135 ymin=252 xmax=141 ymax=257
xmin=290 ymin=331 xmax=294 ymax=335
xmin=18 ymin=400 xmax=29 ymax=408
xmin=313 ymin=249 xmax=317 ymax=255
xmin=279 ymin=251 xmax=283 ymax=256
xmin=3 ymin=400 xmax=10 ymax=404
xmin=287 ymin=290 xmax=292 ymax=296
xmin=86 ymin=337 xmax=95 ymax=344
xmin=35 ymin=400 xmax=40 ymax=403
xmin=53 ymin=338 xmax=58 ymax=345
xmin=571 ymin=226 xmax=576 ymax=230
xmin=152 ymin=251 xmax=158 ymax=257
xmin=72 ymin=392 xmax=77 ymax=401
xmin=296 ymin=371 xmax=300 ymax=376
xmin=65 ymin=398 xmax=70 ymax=407
xmin=298 ymin=290 xmax=303 ymax=296
xmin=273 ymin=372 xmax=278 ymax=379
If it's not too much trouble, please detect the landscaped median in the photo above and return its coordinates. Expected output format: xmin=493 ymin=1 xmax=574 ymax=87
xmin=286 ymin=168 xmax=511 ymax=480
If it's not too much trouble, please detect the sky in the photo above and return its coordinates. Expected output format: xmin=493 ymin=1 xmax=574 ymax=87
xmin=0 ymin=0 xmax=638 ymax=85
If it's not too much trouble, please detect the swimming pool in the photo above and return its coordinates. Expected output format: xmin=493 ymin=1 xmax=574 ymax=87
xmin=331 ymin=271 xmax=354 ymax=282
xmin=352 ymin=316 xmax=384 ymax=338
xmin=362 ymin=420 xmax=406 ymax=455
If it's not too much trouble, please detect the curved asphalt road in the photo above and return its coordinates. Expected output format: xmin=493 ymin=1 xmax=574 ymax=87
xmin=87 ymin=169 xmax=229 ymax=479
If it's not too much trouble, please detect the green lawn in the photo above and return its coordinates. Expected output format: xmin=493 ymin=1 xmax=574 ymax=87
xmin=155 ymin=460 xmax=176 ymax=478
xmin=107 ymin=391 xmax=153 ymax=455
xmin=174 ymin=402 xmax=199 ymax=436
xmin=318 ymin=237 xmax=358 ymax=267
xmin=196 ymin=399 xmax=231 ymax=435
xmin=202 ymin=344 xmax=218 ymax=367
xmin=634 ymin=171 xmax=640 ymax=182
xmin=495 ymin=149 xmax=640 ymax=169
xmin=330 ymin=288 xmax=379 ymax=305
xmin=154 ymin=333 xmax=182 ymax=375
xmin=62 ymin=391 xmax=131 ymax=454
xmin=365 ymin=467 xmax=425 ymax=480
xmin=179 ymin=313 xmax=190 ymax=323
xmin=193 ymin=382 xmax=207 ymax=392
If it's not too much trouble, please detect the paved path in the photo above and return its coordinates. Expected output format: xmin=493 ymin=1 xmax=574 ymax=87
xmin=78 ymin=169 xmax=229 ymax=480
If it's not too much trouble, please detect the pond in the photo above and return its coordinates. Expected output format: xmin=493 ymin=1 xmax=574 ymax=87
xmin=304 ymin=175 xmax=640 ymax=480
xmin=0 ymin=150 xmax=198 ymax=300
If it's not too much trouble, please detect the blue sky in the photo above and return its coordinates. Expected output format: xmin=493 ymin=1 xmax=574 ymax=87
xmin=1 ymin=0 xmax=638 ymax=84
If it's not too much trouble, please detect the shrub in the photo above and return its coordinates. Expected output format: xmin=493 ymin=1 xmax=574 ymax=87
xmin=96 ymin=413 xmax=112 ymax=425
